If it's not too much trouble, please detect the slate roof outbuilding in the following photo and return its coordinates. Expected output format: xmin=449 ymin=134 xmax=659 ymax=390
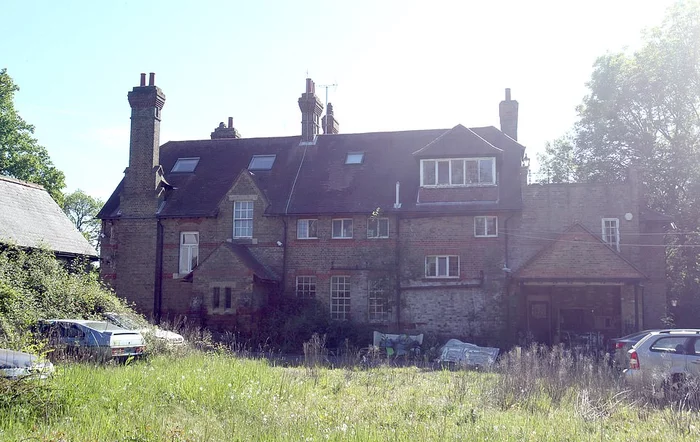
xmin=0 ymin=176 xmax=98 ymax=257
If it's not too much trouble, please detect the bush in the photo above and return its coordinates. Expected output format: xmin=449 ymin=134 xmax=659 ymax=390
xmin=0 ymin=245 xmax=132 ymax=349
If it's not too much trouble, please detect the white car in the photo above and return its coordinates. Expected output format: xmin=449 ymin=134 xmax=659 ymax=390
xmin=104 ymin=312 xmax=185 ymax=346
xmin=624 ymin=329 xmax=700 ymax=391
xmin=0 ymin=349 xmax=54 ymax=379
xmin=39 ymin=319 xmax=146 ymax=361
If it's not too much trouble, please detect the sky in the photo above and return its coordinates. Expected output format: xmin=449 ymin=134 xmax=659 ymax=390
xmin=2 ymin=0 xmax=676 ymax=202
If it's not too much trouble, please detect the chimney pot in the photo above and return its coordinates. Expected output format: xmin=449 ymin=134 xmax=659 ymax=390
xmin=228 ymin=117 xmax=233 ymax=128
xmin=149 ymin=72 xmax=155 ymax=86
xmin=140 ymin=73 xmax=146 ymax=87
xmin=505 ymin=88 xmax=511 ymax=101
xmin=306 ymin=78 xmax=314 ymax=94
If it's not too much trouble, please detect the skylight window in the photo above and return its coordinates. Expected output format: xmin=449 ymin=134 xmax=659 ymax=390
xmin=171 ymin=157 xmax=200 ymax=173
xmin=248 ymin=155 xmax=276 ymax=170
xmin=345 ymin=152 xmax=364 ymax=165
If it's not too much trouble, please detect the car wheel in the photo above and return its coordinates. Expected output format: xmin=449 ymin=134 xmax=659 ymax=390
xmin=663 ymin=374 xmax=687 ymax=402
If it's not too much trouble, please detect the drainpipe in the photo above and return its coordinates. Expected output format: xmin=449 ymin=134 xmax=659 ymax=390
xmin=395 ymin=213 xmax=402 ymax=332
xmin=281 ymin=219 xmax=288 ymax=296
xmin=153 ymin=219 xmax=164 ymax=324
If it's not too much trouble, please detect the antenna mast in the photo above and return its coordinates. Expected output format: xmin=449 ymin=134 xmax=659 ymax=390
xmin=318 ymin=83 xmax=338 ymax=111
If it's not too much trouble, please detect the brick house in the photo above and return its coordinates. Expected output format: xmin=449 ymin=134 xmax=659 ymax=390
xmin=98 ymin=74 xmax=669 ymax=347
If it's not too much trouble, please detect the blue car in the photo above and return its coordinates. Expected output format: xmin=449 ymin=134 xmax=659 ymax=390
xmin=38 ymin=319 xmax=145 ymax=361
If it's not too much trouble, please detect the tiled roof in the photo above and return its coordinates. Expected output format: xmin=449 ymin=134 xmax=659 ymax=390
xmin=99 ymin=125 xmax=526 ymax=219
xmin=0 ymin=176 xmax=97 ymax=257
xmin=514 ymin=224 xmax=646 ymax=281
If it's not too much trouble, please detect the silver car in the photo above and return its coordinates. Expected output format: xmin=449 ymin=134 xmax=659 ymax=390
xmin=624 ymin=329 xmax=700 ymax=390
xmin=0 ymin=349 xmax=54 ymax=379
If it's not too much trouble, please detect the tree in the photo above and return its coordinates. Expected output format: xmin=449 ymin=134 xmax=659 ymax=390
xmin=62 ymin=189 xmax=103 ymax=250
xmin=0 ymin=68 xmax=65 ymax=204
xmin=537 ymin=0 xmax=700 ymax=325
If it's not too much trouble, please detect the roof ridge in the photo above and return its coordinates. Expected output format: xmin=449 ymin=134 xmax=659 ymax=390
xmin=0 ymin=175 xmax=46 ymax=191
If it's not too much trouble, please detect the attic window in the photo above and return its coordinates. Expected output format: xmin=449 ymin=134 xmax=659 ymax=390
xmin=345 ymin=152 xmax=364 ymax=165
xmin=248 ymin=155 xmax=276 ymax=170
xmin=171 ymin=157 xmax=200 ymax=173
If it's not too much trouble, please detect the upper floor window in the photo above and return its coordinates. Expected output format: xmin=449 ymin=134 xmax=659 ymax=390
xmin=332 ymin=218 xmax=353 ymax=239
xmin=233 ymin=201 xmax=254 ymax=238
xmin=179 ymin=232 xmax=199 ymax=273
xmin=297 ymin=219 xmax=318 ymax=239
xmin=367 ymin=217 xmax=389 ymax=239
xmin=345 ymin=152 xmax=364 ymax=164
xmin=420 ymin=158 xmax=495 ymax=187
xmin=171 ymin=157 xmax=200 ymax=173
xmin=602 ymin=218 xmax=619 ymax=251
xmin=425 ymin=255 xmax=459 ymax=278
xmin=474 ymin=216 xmax=498 ymax=237
xmin=248 ymin=155 xmax=276 ymax=170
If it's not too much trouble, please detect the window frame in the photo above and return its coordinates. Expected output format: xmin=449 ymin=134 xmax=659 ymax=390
xmin=171 ymin=157 xmax=200 ymax=173
xmin=420 ymin=157 xmax=496 ymax=187
xmin=602 ymin=218 xmax=620 ymax=252
xmin=331 ymin=218 xmax=353 ymax=239
xmin=296 ymin=219 xmax=318 ymax=239
xmin=474 ymin=216 xmax=498 ymax=238
xmin=233 ymin=201 xmax=254 ymax=238
xmin=330 ymin=276 xmax=351 ymax=320
xmin=368 ymin=279 xmax=389 ymax=322
xmin=178 ymin=231 xmax=199 ymax=274
xmin=248 ymin=154 xmax=276 ymax=170
xmin=212 ymin=287 xmax=221 ymax=310
xmin=425 ymin=255 xmax=460 ymax=278
xmin=295 ymin=276 xmax=317 ymax=298
xmin=367 ymin=217 xmax=389 ymax=239
xmin=345 ymin=152 xmax=365 ymax=165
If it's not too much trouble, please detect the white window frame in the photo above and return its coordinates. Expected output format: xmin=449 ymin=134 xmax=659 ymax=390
xmin=330 ymin=276 xmax=351 ymax=320
xmin=171 ymin=157 xmax=200 ymax=173
xmin=345 ymin=152 xmax=365 ymax=164
xmin=420 ymin=157 xmax=496 ymax=187
xmin=474 ymin=216 xmax=498 ymax=237
xmin=178 ymin=231 xmax=199 ymax=274
xmin=602 ymin=218 xmax=620 ymax=252
xmin=367 ymin=217 xmax=389 ymax=239
xmin=425 ymin=255 xmax=460 ymax=278
xmin=296 ymin=276 xmax=317 ymax=298
xmin=233 ymin=201 xmax=254 ymax=238
xmin=332 ymin=218 xmax=353 ymax=239
xmin=296 ymin=219 xmax=318 ymax=239
xmin=368 ymin=279 xmax=389 ymax=322
xmin=248 ymin=154 xmax=276 ymax=170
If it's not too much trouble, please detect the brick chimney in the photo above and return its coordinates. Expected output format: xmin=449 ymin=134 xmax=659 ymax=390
xmin=322 ymin=103 xmax=339 ymax=134
xmin=499 ymin=88 xmax=519 ymax=141
xmin=211 ymin=117 xmax=241 ymax=139
xmin=121 ymin=72 xmax=166 ymax=217
xmin=298 ymin=78 xmax=324 ymax=142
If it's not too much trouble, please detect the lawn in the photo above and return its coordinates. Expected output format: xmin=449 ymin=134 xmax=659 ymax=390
xmin=1 ymin=350 xmax=698 ymax=441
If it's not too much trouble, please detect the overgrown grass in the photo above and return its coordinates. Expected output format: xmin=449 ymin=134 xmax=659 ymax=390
xmin=3 ymin=346 xmax=700 ymax=441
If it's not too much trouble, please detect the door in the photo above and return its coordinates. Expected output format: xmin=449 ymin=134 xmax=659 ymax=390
xmin=527 ymin=300 xmax=551 ymax=344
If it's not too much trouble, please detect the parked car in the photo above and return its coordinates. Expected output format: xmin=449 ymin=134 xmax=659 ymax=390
xmin=610 ymin=329 xmax=660 ymax=369
xmin=0 ymin=349 xmax=54 ymax=379
xmin=38 ymin=319 xmax=145 ymax=361
xmin=624 ymin=329 xmax=700 ymax=393
xmin=103 ymin=312 xmax=185 ymax=346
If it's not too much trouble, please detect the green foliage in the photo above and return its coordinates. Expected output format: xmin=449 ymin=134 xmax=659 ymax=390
xmin=0 ymin=68 xmax=65 ymax=204
xmin=0 ymin=245 xmax=130 ymax=349
xmin=62 ymin=189 xmax=104 ymax=249
xmin=537 ymin=1 xmax=700 ymax=324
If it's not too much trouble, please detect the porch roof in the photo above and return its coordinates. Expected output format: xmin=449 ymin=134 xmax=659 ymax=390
xmin=513 ymin=224 xmax=646 ymax=282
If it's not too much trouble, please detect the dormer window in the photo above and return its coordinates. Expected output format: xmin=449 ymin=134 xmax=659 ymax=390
xmin=171 ymin=157 xmax=200 ymax=173
xmin=420 ymin=158 xmax=495 ymax=187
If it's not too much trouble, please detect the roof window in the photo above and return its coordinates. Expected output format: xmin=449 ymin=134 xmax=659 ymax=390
xmin=171 ymin=157 xmax=200 ymax=173
xmin=345 ymin=152 xmax=364 ymax=165
xmin=248 ymin=154 xmax=276 ymax=170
